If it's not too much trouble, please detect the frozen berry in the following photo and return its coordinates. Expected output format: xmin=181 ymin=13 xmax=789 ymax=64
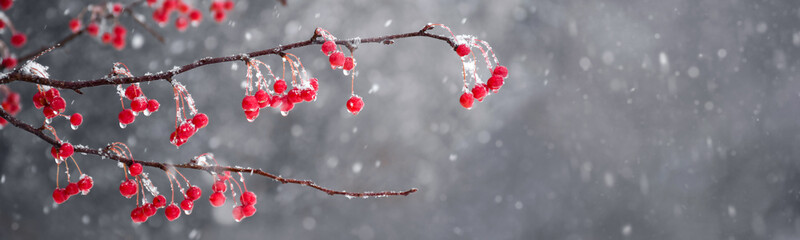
xmin=119 ymin=179 xmax=138 ymax=198
xmin=471 ymin=84 xmax=488 ymax=102
xmin=455 ymin=44 xmax=470 ymax=57
xmin=59 ymin=142 xmax=74 ymax=159
xmin=69 ymin=19 xmax=81 ymax=33
xmin=493 ymin=65 xmax=508 ymax=78
xmin=273 ymin=79 xmax=287 ymax=94
xmin=69 ymin=113 xmax=83 ymax=127
xmin=232 ymin=205 xmax=245 ymax=222
xmin=165 ymin=203 xmax=181 ymax=221
xmin=113 ymin=25 xmax=127 ymax=38
xmin=143 ymin=203 xmax=157 ymax=217
xmin=180 ymin=198 xmax=194 ymax=212
xmin=301 ymin=89 xmax=316 ymax=102
xmin=130 ymin=97 xmax=148 ymax=112
xmin=175 ymin=17 xmax=189 ymax=31
xmin=147 ymin=99 xmax=160 ymax=113
xmin=177 ymin=121 xmax=196 ymax=140
xmin=45 ymin=88 xmax=60 ymax=102
xmin=10 ymin=33 xmax=25 ymax=47
xmin=244 ymin=109 xmax=259 ymax=121
xmin=287 ymin=89 xmax=303 ymax=103
xmin=241 ymin=95 xmax=258 ymax=111
xmin=192 ymin=113 xmax=209 ymax=129
xmin=209 ymin=192 xmax=226 ymax=207
xmin=87 ymin=22 xmax=99 ymax=36
xmin=2 ymin=57 xmax=17 ymax=69
xmin=124 ymin=84 xmax=142 ymax=100
xmin=50 ymin=97 xmax=66 ymax=113
xmin=242 ymin=204 xmax=256 ymax=217
xmin=43 ymin=106 xmax=57 ymax=119
xmin=240 ymin=191 xmax=257 ymax=206
xmin=321 ymin=40 xmax=336 ymax=55
xmin=77 ymin=175 xmax=93 ymax=194
xmin=279 ymin=97 xmax=294 ymax=113
xmin=65 ymin=182 xmax=80 ymax=196
xmin=118 ymin=109 xmax=136 ymax=125
xmin=53 ymin=188 xmax=68 ymax=204
xmin=329 ymin=52 xmax=345 ymax=69
xmin=255 ymin=89 xmax=270 ymax=108
xmin=459 ymin=92 xmax=474 ymax=109
xmin=131 ymin=207 xmax=146 ymax=223
xmin=343 ymin=57 xmax=355 ymax=71
xmin=152 ymin=195 xmax=167 ymax=208
xmin=32 ymin=91 xmax=45 ymax=109
xmin=309 ymin=78 xmax=319 ymax=91
xmin=346 ymin=95 xmax=364 ymax=115
xmin=487 ymin=75 xmax=504 ymax=91
xmin=212 ymin=180 xmax=226 ymax=192
xmin=185 ymin=185 xmax=202 ymax=201
xmin=129 ymin=162 xmax=143 ymax=176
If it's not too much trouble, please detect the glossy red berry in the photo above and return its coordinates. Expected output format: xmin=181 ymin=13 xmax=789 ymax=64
xmin=269 ymin=95 xmax=282 ymax=108
xmin=329 ymin=52 xmax=345 ymax=69
xmin=50 ymin=97 xmax=66 ymax=113
xmin=0 ymin=0 xmax=12 ymax=10
xmin=189 ymin=9 xmax=202 ymax=22
xmin=242 ymin=204 xmax=256 ymax=217
xmin=287 ymin=89 xmax=303 ymax=103
xmin=153 ymin=195 xmax=167 ymax=208
xmin=192 ymin=113 xmax=209 ymax=129
xmin=112 ymin=34 xmax=125 ymax=50
xmin=223 ymin=0 xmax=234 ymax=10
xmin=343 ymin=57 xmax=355 ymax=71
xmin=165 ymin=203 xmax=181 ymax=221
xmin=346 ymin=95 xmax=364 ymax=115
xmin=69 ymin=19 xmax=81 ymax=33
xmin=455 ymin=44 xmax=471 ymax=57
xmin=118 ymin=109 xmax=136 ymax=125
xmin=143 ymin=203 xmax=157 ymax=217
xmin=130 ymin=97 xmax=148 ymax=112
xmin=241 ymin=95 xmax=258 ymax=111
xmin=487 ymin=75 xmax=504 ymax=91
xmin=113 ymin=25 xmax=127 ymax=38
xmin=87 ymin=22 xmax=99 ymax=36
xmin=43 ymin=106 xmax=58 ymax=119
xmin=180 ymin=199 xmax=194 ymax=212
xmin=240 ymin=191 xmax=257 ymax=206
xmin=65 ymin=182 xmax=80 ymax=196
xmin=131 ymin=207 xmax=146 ymax=223
xmin=2 ymin=57 xmax=17 ymax=69
xmin=70 ymin=113 xmax=83 ymax=127
xmin=279 ymin=97 xmax=294 ymax=113
xmin=213 ymin=10 xmax=226 ymax=22
xmin=321 ymin=41 xmax=336 ymax=55
xmin=124 ymin=84 xmax=142 ymax=100
xmin=147 ymin=99 xmax=160 ymax=113
xmin=119 ymin=179 xmax=138 ymax=198
xmin=185 ymin=185 xmax=202 ymax=201
xmin=101 ymin=32 xmax=112 ymax=44
xmin=493 ymin=65 xmax=508 ymax=78
xmin=273 ymin=79 xmax=287 ymax=94
xmin=459 ymin=92 xmax=474 ymax=109
xmin=53 ymin=188 xmax=68 ymax=204
xmin=255 ymin=89 xmax=270 ymax=108
xmin=244 ymin=108 xmax=259 ymax=121
xmin=32 ymin=91 xmax=45 ymax=109
xmin=45 ymin=88 xmax=60 ymax=102
xmin=59 ymin=142 xmax=74 ymax=159
xmin=77 ymin=175 xmax=93 ymax=194
xmin=175 ymin=17 xmax=189 ymax=31
xmin=212 ymin=180 xmax=226 ymax=192
xmin=50 ymin=146 xmax=61 ymax=161
xmin=309 ymin=78 xmax=319 ymax=91
xmin=153 ymin=9 xmax=168 ymax=24
xmin=112 ymin=3 xmax=123 ymax=15
xmin=177 ymin=121 xmax=196 ymax=140
xmin=471 ymin=84 xmax=488 ymax=102
xmin=301 ymin=89 xmax=316 ymax=102
xmin=232 ymin=205 xmax=245 ymax=222
xmin=10 ymin=33 xmax=26 ymax=47
xmin=209 ymin=192 xmax=226 ymax=207
xmin=129 ymin=162 xmax=143 ymax=176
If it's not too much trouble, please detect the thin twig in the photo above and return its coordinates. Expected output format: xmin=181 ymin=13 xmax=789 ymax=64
xmin=0 ymin=108 xmax=417 ymax=198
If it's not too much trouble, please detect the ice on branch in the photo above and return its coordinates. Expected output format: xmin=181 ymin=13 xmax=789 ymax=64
xmin=20 ymin=61 xmax=50 ymax=78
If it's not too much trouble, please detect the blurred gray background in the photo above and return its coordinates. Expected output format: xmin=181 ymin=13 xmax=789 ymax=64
xmin=2 ymin=0 xmax=800 ymax=239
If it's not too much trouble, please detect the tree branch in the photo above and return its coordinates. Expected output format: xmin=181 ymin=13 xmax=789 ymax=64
xmin=0 ymin=108 xmax=418 ymax=198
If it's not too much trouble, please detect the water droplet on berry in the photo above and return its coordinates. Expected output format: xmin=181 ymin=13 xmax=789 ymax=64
xmin=143 ymin=109 xmax=152 ymax=116
xmin=280 ymin=111 xmax=289 ymax=117
xmin=119 ymin=122 xmax=127 ymax=129
xmin=45 ymin=118 xmax=52 ymax=124
xmin=70 ymin=124 xmax=79 ymax=130
xmin=184 ymin=209 xmax=193 ymax=215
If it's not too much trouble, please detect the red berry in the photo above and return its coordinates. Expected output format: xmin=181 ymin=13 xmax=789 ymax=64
xmin=112 ymin=3 xmax=123 ymax=15
xmin=118 ymin=109 xmax=136 ymax=125
xmin=0 ymin=0 xmax=12 ymax=10
xmin=185 ymin=185 xmax=202 ymax=201
xmin=10 ymin=33 xmax=25 ymax=47
xmin=65 ymin=182 xmax=80 ymax=196
xmin=180 ymin=199 xmax=194 ymax=212
xmin=170 ymin=131 xmax=187 ymax=147
xmin=175 ymin=17 xmax=189 ymax=31
xmin=143 ymin=203 xmax=157 ymax=217
xmin=69 ymin=19 xmax=81 ymax=33
xmin=177 ymin=1 xmax=190 ymax=13
xmin=0 ymin=20 xmax=5 ymax=29
xmin=162 ymin=0 xmax=176 ymax=12
xmin=244 ymin=108 xmax=259 ymax=121
xmin=301 ymin=89 xmax=316 ymax=102
xmin=113 ymin=25 xmax=127 ymax=38
xmin=50 ymin=146 xmax=61 ymax=160
xmin=177 ymin=121 xmax=196 ymax=140
xmin=129 ymin=163 xmax=143 ymax=176
xmin=189 ymin=9 xmax=202 ymax=22
xmin=493 ymin=65 xmax=508 ymax=78
xmin=32 ymin=91 xmax=45 ymax=109
xmin=242 ymin=204 xmax=256 ymax=217
xmin=279 ymin=96 xmax=294 ymax=113
xmin=343 ymin=57 xmax=355 ymax=71
xmin=321 ymin=41 xmax=336 ymax=55
xmin=455 ymin=44 xmax=471 ymax=57
xmin=269 ymin=95 xmax=282 ymax=108
xmin=50 ymin=97 xmax=66 ymax=113
xmin=472 ymin=84 xmax=488 ymax=102
xmin=273 ymin=79 xmax=287 ymax=94
xmin=192 ymin=113 xmax=209 ymax=129
xmin=43 ymin=106 xmax=58 ymax=119
xmin=241 ymin=95 xmax=258 ymax=111
xmin=255 ymin=89 xmax=270 ymax=108
xmin=152 ymin=195 xmax=167 ymax=208
xmin=130 ymin=97 xmax=148 ymax=112
xmin=124 ymin=84 xmax=142 ymax=100
xmin=147 ymin=99 xmax=160 ymax=113
xmin=87 ymin=22 xmax=99 ymax=36
xmin=223 ymin=0 xmax=234 ymax=10
xmin=487 ymin=75 xmax=504 ymax=91
xmin=112 ymin=34 xmax=125 ymax=50
xmin=59 ymin=142 xmax=74 ymax=159
xmin=78 ymin=175 xmax=93 ymax=194
xmin=119 ymin=179 xmax=138 ymax=198
xmin=287 ymin=89 xmax=303 ymax=103
xmin=70 ymin=113 xmax=83 ymax=127
xmin=153 ymin=9 xmax=168 ymax=25
xmin=212 ymin=180 xmax=226 ymax=192
xmin=165 ymin=203 xmax=181 ymax=221
xmin=240 ymin=191 xmax=257 ymax=206
xmin=52 ymin=188 xmax=68 ymax=204
xmin=309 ymin=78 xmax=319 ymax=91
xmin=346 ymin=95 xmax=364 ymax=115
xmin=131 ymin=207 xmax=146 ymax=223
xmin=2 ymin=57 xmax=17 ymax=69
xmin=209 ymin=192 xmax=226 ymax=207
xmin=101 ymin=32 xmax=112 ymax=44
xmin=45 ymin=88 xmax=60 ymax=102
xmin=232 ymin=205 xmax=245 ymax=222
xmin=329 ymin=52 xmax=345 ymax=68
xmin=213 ymin=10 xmax=226 ymax=22
xmin=459 ymin=92 xmax=474 ymax=109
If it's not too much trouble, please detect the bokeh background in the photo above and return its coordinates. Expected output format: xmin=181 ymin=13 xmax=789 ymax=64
xmin=2 ymin=0 xmax=800 ymax=239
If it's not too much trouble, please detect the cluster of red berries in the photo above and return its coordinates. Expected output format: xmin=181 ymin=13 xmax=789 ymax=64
xmin=179 ymin=185 xmax=202 ymax=215
xmin=460 ymin=65 xmax=508 ymax=109
xmin=209 ymin=177 xmax=227 ymax=207
xmin=0 ymin=0 xmax=26 ymax=50
xmin=32 ymin=88 xmax=69 ymax=120
xmin=241 ymin=78 xmax=319 ymax=120
xmin=232 ymin=190 xmax=257 ymax=222
xmin=319 ymin=38 xmax=365 ymax=115
xmin=169 ymin=112 xmax=208 ymax=147
xmin=209 ymin=0 xmax=235 ymax=23
xmin=118 ymin=84 xmax=160 ymax=128
xmin=50 ymin=142 xmax=74 ymax=163
xmin=0 ymin=90 xmax=20 ymax=127
xmin=52 ymin=175 xmax=93 ymax=204
xmin=150 ymin=0 xmax=206 ymax=31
